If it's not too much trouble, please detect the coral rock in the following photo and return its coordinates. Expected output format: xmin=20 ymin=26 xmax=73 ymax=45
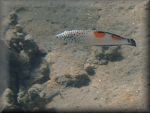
xmin=55 ymin=72 xmax=90 ymax=88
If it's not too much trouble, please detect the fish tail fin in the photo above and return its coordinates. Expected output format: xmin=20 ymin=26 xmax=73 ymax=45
xmin=127 ymin=39 xmax=136 ymax=47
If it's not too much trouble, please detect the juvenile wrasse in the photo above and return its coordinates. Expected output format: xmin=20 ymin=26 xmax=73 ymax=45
xmin=56 ymin=30 xmax=136 ymax=47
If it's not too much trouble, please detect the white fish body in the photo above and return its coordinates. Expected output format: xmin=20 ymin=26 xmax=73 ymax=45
xmin=56 ymin=30 xmax=136 ymax=47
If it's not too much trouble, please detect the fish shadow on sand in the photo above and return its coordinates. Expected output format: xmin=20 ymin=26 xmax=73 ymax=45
xmin=96 ymin=46 xmax=124 ymax=63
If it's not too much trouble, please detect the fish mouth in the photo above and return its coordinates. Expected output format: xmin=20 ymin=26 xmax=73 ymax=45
xmin=56 ymin=34 xmax=61 ymax=38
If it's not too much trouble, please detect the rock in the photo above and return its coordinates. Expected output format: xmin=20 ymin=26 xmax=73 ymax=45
xmin=104 ymin=46 xmax=123 ymax=61
xmin=91 ymin=46 xmax=103 ymax=57
xmin=5 ymin=29 xmax=17 ymax=43
xmin=0 ymin=41 xmax=8 ymax=112
xmin=17 ymin=91 xmax=29 ymax=107
xmin=39 ymin=60 xmax=50 ymax=77
xmin=3 ymin=88 xmax=15 ymax=105
xmin=14 ymin=24 xmax=23 ymax=33
xmin=24 ymin=34 xmax=47 ymax=56
xmin=16 ymin=32 xmax=25 ymax=40
xmin=46 ymin=49 xmax=90 ymax=88
xmin=2 ymin=10 xmax=50 ymax=111
xmin=2 ymin=105 xmax=19 ymax=112
xmin=17 ymin=84 xmax=45 ymax=110
xmin=30 ymin=60 xmax=50 ymax=85
xmin=45 ymin=51 xmax=60 ymax=65
xmin=24 ymin=34 xmax=33 ymax=41
xmin=19 ymin=50 xmax=30 ymax=65
xmin=22 ymin=33 xmax=46 ymax=61
xmin=55 ymin=72 xmax=90 ymax=88
xmin=85 ymin=47 xmax=103 ymax=67
xmin=27 ymin=84 xmax=46 ymax=108
xmin=5 ymin=23 xmax=46 ymax=65
xmin=28 ymin=85 xmax=42 ymax=98
xmin=15 ymin=7 xmax=27 ymax=13
xmin=84 ymin=63 xmax=95 ymax=75
xmin=84 ymin=46 xmax=123 ymax=66
xmin=8 ymin=11 xmax=18 ymax=26
xmin=38 ymin=47 xmax=47 ymax=57
xmin=22 ymin=38 xmax=39 ymax=58
xmin=99 ymin=59 xmax=108 ymax=65
xmin=8 ymin=50 xmax=22 ymax=90
xmin=5 ymin=29 xmax=24 ymax=53
xmin=95 ymin=46 xmax=123 ymax=64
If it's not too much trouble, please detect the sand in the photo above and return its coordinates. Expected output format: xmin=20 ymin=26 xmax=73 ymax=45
xmin=0 ymin=0 xmax=149 ymax=112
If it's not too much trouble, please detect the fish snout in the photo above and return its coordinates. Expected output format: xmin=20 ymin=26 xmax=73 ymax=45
xmin=56 ymin=35 xmax=58 ymax=38
xmin=56 ymin=34 xmax=62 ymax=39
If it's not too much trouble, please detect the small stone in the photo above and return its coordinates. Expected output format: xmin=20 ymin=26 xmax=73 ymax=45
xmin=16 ymin=32 xmax=24 ymax=37
xmin=22 ymin=39 xmax=39 ymax=58
xmin=24 ymin=34 xmax=32 ymax=41
xmin=15 ymin=24 xmax=23 ymax=33
xmin=19 ymin=42 xmax=23 ymax=46
xmin=93 ymin=60 xmax=99 ymax=64
xmin=3 ymin=88 xmax=15 ymax=105
xmin=99 ymin=59 xmax=108 ymax=65
xmin=17 ymin=91 xmax=28 ymax=104
xmin=13 ymin=43 xmax=17 ymax=47
xmin=38 ymin=48 xmax=47 ymax=56
xmin=84 ymin=63 xmax=95 ymax=75
xmin=28 ymin=49 xmax=32 ymax=53
xmin=9 ymin=11 xmax=17 ymax=19
xmin=5 ymin=29 xmax=17 ymax=43
xmin=8 ymin=11 xmax=18 ymax=26
xmin=5 ymin=29 xmax=24 ymax=52
xmin=39 ymin=61 xmax=50 ymax=76
xmin=28 ymin=84 xmax=42 ymax=95
xmin=19 ymin=50 xmax=30 ymax=64
xmin=15 ymin=7 xmax=27 ymax=13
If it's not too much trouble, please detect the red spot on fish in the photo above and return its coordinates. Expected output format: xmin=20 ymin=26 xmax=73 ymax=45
xmin=112 ymin=34 xmax=122 ymax=40
xmin=94 ymin=32 xmax=105 ymax=38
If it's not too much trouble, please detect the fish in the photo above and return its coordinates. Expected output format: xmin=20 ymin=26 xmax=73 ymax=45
xmin=56 ymin=30 xmax=136 ymax=47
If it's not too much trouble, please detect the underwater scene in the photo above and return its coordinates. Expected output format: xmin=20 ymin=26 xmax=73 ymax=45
xmin=0 ymin=0 xmax=149 ymax=112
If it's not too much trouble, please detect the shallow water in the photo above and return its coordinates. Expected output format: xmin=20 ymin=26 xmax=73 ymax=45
xmin=0 ymin=0 xmax=149 ymax=112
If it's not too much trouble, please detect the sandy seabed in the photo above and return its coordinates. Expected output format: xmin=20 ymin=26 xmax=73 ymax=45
xmin=0 ymin=0 xmax=149 ymax=112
